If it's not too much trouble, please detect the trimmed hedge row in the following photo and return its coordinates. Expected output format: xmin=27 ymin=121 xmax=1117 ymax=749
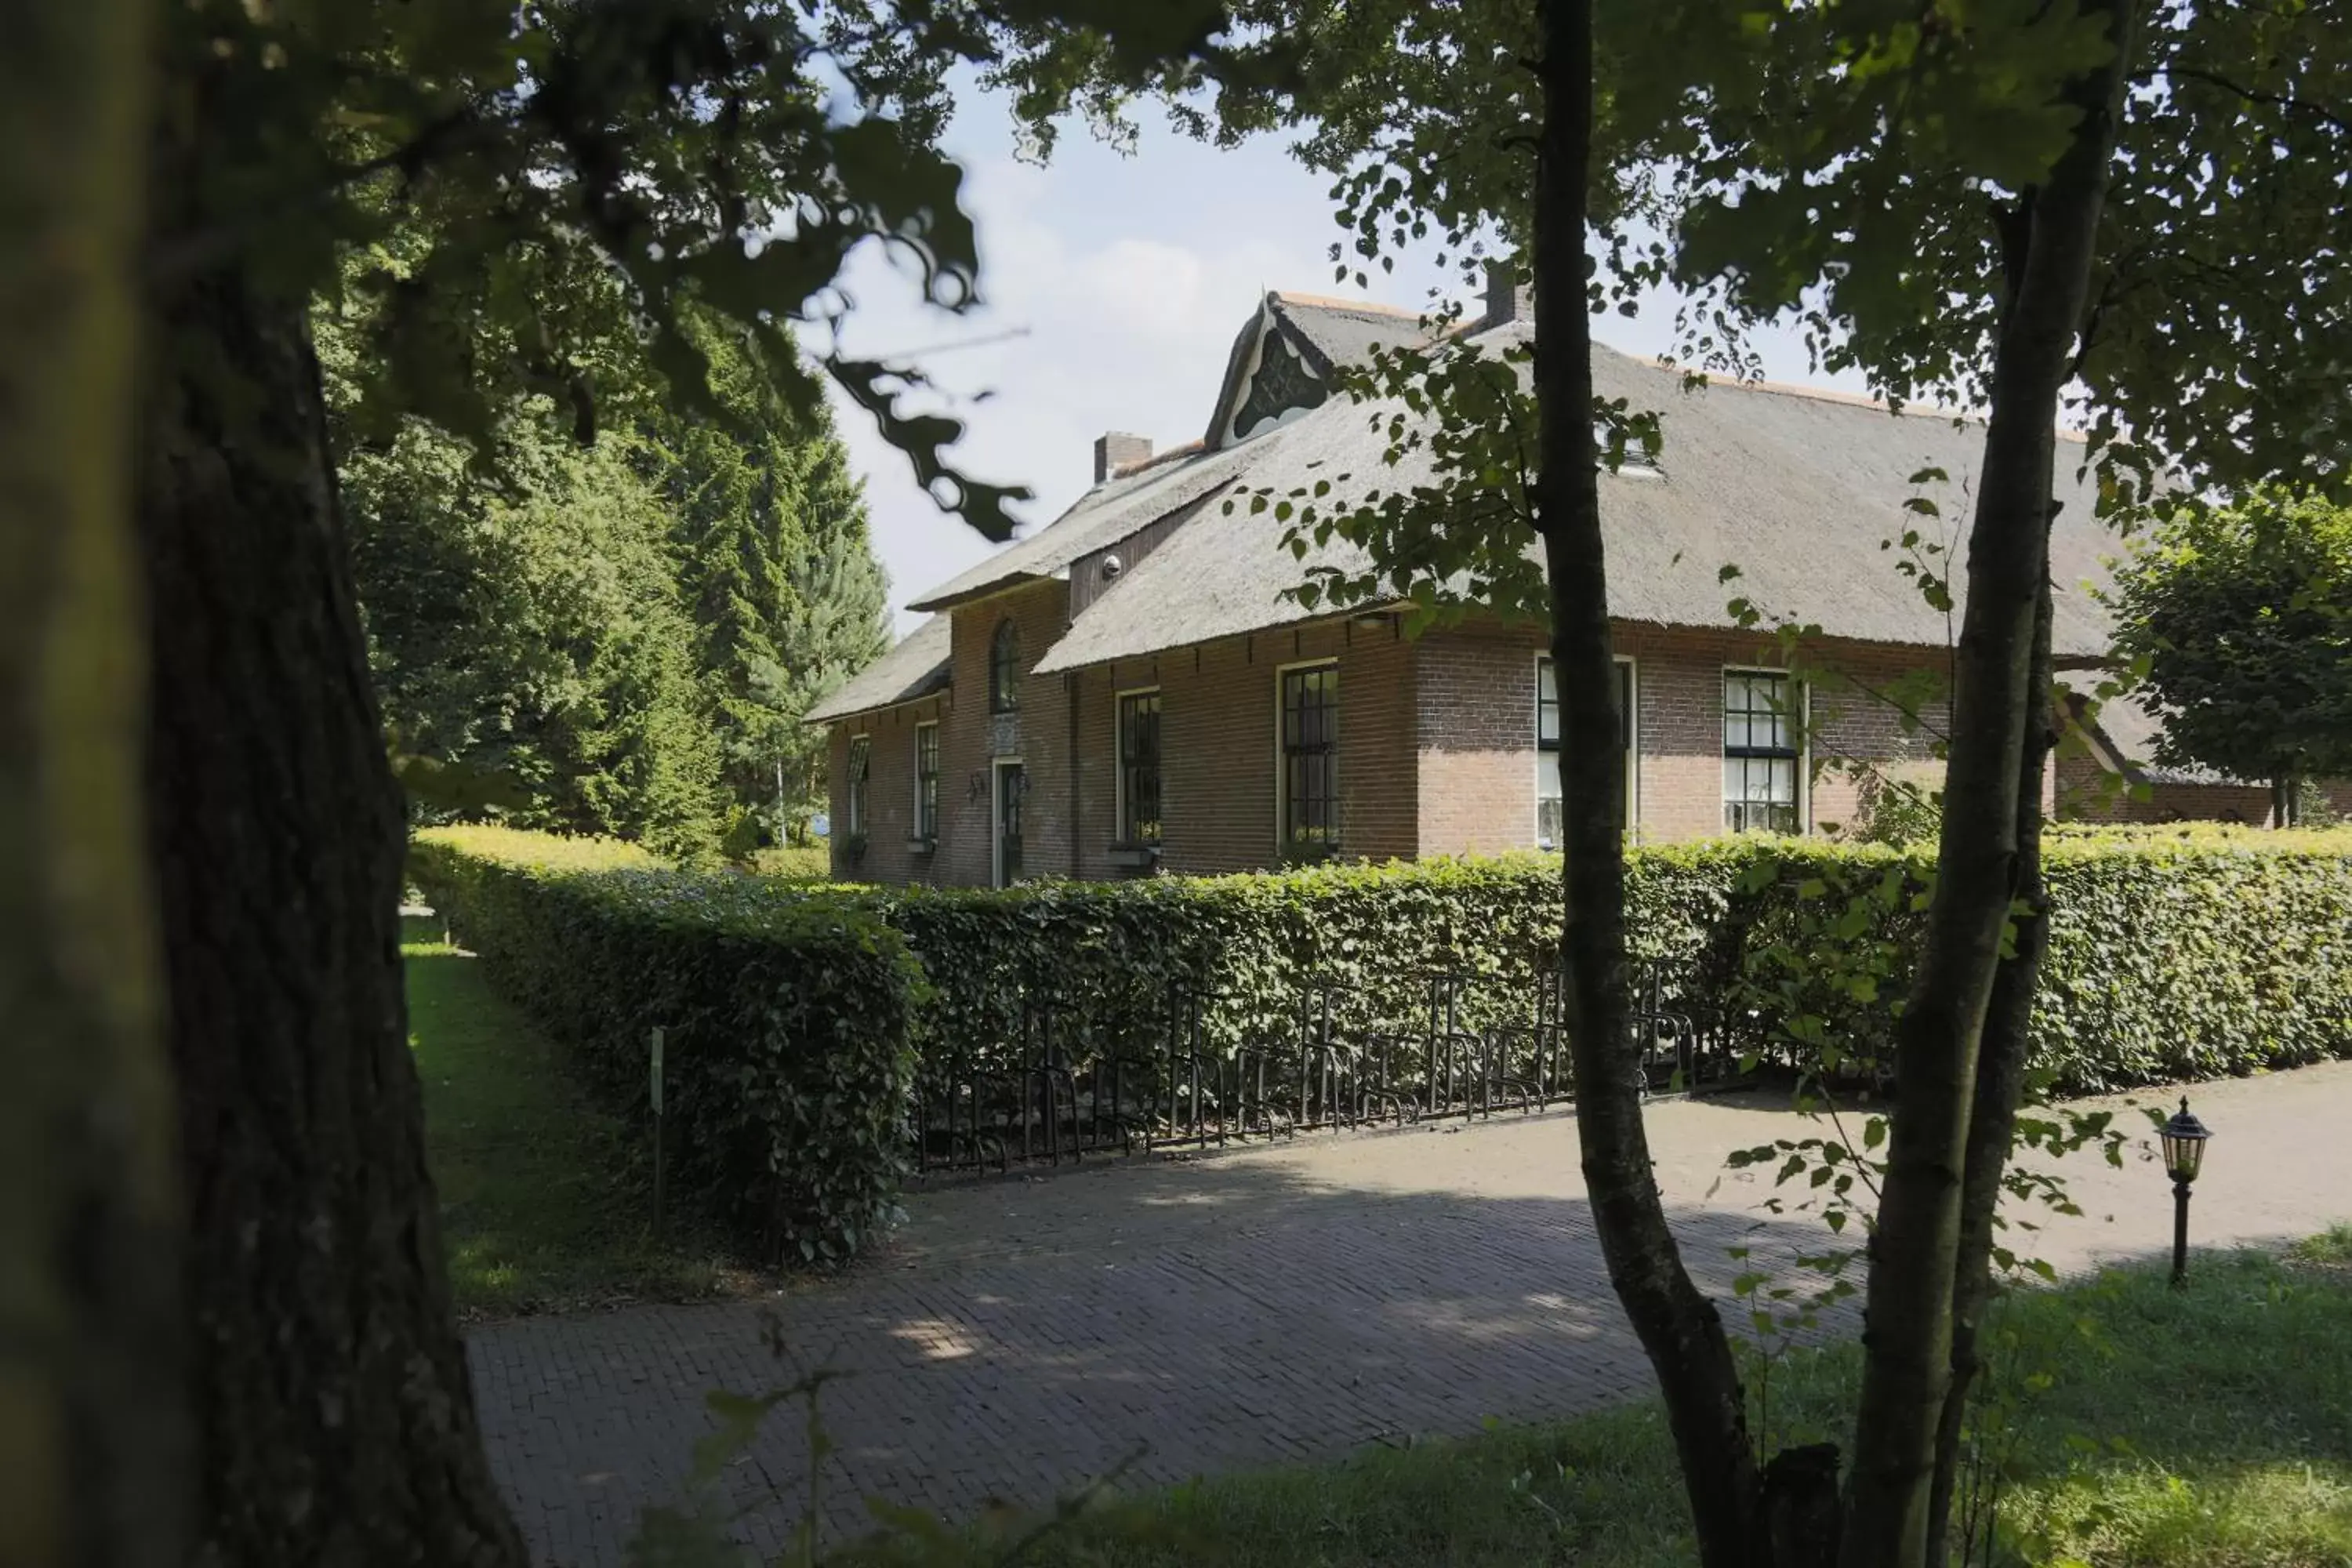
xmin=869 ymin=827 xmax=2352 ymax=1096
xmin=413 ymin=823 xmax=2352 ymax=1261
xmin=410 ymin=826 xmax=920 ymax=1264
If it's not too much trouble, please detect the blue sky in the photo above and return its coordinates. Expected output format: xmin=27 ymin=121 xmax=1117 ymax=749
xmin=822 ymin=90 xmax=1863 ymax=634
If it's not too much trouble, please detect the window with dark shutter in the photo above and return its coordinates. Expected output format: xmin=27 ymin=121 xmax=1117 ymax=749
xmin=1279 ymin=664 xmax=1338 ymax=854
xmin=846 ymin=735 xmax=871 ymax=837
xmin=913 ymin=722 xmax=938 ymax=839
xmin=1117 ymin=690 xmax=1162 ymax=845
xmin=989 ymin=619 xmax=1021 ymax=714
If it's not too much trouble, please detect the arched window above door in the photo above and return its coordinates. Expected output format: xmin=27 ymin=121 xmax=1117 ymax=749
xmin=989 ymin=619 xmax=1021 ymax=714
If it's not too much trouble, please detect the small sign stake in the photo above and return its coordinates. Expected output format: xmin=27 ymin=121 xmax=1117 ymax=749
xmin=649 ymin=1026 xmax=667 ymax=1246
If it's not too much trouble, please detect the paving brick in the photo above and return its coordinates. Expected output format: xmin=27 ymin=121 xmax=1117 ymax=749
xmin=470 ymin=1062 xmax=2352 ymax=1565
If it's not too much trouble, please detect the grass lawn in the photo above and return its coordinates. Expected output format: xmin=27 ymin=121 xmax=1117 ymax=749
xmin=828 ymin=1238 xmax=2352 ymax=1568
xmin=405 ymin=921 xmax=750 ymax=1318
xmin=749 ymin=841 xmax=834 ymax=880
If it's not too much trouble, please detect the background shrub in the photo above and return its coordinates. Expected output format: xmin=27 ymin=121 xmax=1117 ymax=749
xmin=411 ymin=825 xmax=920 ymax=1265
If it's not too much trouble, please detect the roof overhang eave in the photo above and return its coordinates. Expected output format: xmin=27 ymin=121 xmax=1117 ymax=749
xmin=801 ymin=670 xmax=953 ymax=728
xmin=903 ymin=572 xmax=1052 ymax=615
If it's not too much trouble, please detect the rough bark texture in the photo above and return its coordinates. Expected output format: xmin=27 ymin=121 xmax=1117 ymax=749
xmin=141 ymin=106 xmax=528 ymax=1568
xmin=1533 ymin=2 xmax=1769 ymax=1563
xmin=1 ymin=7 xmax=183 ymax=1565
xmin=1839 ymin=6 xmax=2136 ymax=1562
xmin=1925 ymin=576 xmax=2056 ymax=1568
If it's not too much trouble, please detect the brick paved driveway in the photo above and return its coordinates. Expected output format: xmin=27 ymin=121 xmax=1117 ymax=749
xmin=468 ymin=1062 xmax=2352 ymax=1565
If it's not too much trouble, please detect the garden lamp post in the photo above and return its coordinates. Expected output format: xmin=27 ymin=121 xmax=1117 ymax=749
xmin=2159 ymin=1097 xmax=2212 ymax=1287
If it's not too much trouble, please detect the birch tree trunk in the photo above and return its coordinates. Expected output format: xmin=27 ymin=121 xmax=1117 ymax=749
xmin=0 ymin=5 xmax=186 ymax=1565
xmin=1840 ymin=6 xmax=2136 ymax=1559
xmin=1532 ymin=1 xmax=1772 ymax=1560
xmin=1925 ymin=575 xmax=2056 ymax=1566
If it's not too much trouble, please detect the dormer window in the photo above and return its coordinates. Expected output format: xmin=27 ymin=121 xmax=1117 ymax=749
xmin=1595 ymin=419 xmax=1662 ymax=480
xmin=989 ymin=619 xmax=1021 ymax=713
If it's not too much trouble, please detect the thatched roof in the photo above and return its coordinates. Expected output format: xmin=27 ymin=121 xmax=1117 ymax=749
xmin=823 ymin=299 xmax=2136 ymax=723
xmin=905 ymin=444 xmax=1254 ymax=613
xmin=801 ymin=614 xmax=950 ymax=724
xmin=1035 ymin=326 xmax=2119 ymax=674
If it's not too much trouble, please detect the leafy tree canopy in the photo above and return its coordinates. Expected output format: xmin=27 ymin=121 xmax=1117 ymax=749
xmin=1036 ymin=0 xmax=2352 ymax=632
xmin=164 ymin=0 xmax=1259 ymax=543
xmin=326 ymin=263 xmax=891 ymax=855
xmin=2107 ymin=489 xmax=2352 ymax=808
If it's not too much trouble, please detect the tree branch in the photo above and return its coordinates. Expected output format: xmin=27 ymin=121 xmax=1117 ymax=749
xmin=144 ymin=109 xmax=512 ymax=285
xmin=2143 ymin=64 xmax=2352 ymax=136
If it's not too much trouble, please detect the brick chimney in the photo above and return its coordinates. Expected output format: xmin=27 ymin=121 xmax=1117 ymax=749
xmin=1483 ymin=258 xmax=1533 ymax=330
xmin=1093 ymin=431 xmax=1152 ymax=484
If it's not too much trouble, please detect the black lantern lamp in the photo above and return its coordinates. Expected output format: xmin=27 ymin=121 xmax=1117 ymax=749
xmin=2159 ymin=1097 xmax=2212 ymax=1287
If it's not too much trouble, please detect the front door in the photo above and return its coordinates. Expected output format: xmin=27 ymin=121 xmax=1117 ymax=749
xmin=993 ymin=761 xmax=1025 ymax=887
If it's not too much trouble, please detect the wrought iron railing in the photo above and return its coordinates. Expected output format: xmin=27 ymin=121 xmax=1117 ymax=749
xmin=909 ymin=963 xmax=1736 ymax=1175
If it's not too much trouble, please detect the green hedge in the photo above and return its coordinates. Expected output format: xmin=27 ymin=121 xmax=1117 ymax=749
xmin=883 ymin=829 xmax=2352 ymax=1096
xmin=410 ymin=826 xmax=920 ymax=1264
xmin=412 ymin=824 xmax=2352 ymax=1262
xmin=866 ymin=848 xmax=1762 ymax=1075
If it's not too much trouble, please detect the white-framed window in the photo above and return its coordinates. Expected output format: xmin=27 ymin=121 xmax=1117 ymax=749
xmin=1276 ymin=661 xmax=1338 ymax=856
xmin=1116 ymin=688 xmax=1163 ymax=845
xmin=845 ymin=735 xmax=871 ymax=837
xmin=913 ymin=721 xmax=938 ymax=840
xmin=1723 ymin=669 xmax=1806 ymax=833
xmin=1536 ymin=655 xmax=1638 ymax=846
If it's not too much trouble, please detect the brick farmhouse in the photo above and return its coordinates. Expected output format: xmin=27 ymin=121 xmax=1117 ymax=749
xmin=809 ymin=280 xmax=2263 ymax=887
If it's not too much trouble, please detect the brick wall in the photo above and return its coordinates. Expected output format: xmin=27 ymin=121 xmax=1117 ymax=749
xmin=1089 ymin=616 xmax=1417 ymax=877
xmin=838 ymin=603 xmax=2296 ymax=881
xmin=826 ymin=692 xmax=949 ymax=884
xmin=826 ymin=595 xmax=1416 ymax=886
xmin=826 ymin=580 xmax=1076 ymax=887
xmin=1414 ymin=628 xmax=1548 ymax=855
xmin=830 ymin=603 xmax=2344 ymax=880
xmin=946 ymin=580 xmax=1076 ymax=886
xmin=1415 ymin=620 xmax=1955 ymax=848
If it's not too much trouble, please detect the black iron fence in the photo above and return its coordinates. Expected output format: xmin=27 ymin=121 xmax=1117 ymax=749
xmin=912 ymin=964 xmax=1733 ymax=1175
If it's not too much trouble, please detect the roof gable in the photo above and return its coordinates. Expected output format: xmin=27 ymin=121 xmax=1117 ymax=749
xmin=1203 ymin=292 xmax=1434 ymax=449
xmin=896 ymin=291 xmax=1432 ymax=622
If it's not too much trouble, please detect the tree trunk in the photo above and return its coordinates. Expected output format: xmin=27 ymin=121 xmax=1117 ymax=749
xmin=1533 ymin=2 xmax=1769 ymax=1563
xmin=1924 ymin=575 xmax=2056 ymax=1568
xmin=2 ymin=7 xmax=186 ymax=1565
xmin=1840 ymin=6 xmax=2135 ymax=1563
xmin=140 ymin=111 xmax=528 ymax=1568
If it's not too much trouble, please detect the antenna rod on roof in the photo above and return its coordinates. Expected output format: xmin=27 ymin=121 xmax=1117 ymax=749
xmin=868 ymin=325 xmax=1034 ymax=358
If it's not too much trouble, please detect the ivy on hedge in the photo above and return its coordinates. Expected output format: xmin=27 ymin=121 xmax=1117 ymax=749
xmin=410 ymin=825 xmax=920 ymax=1265
xmin=412 ymin=822 xmax=2352 ymax=1264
